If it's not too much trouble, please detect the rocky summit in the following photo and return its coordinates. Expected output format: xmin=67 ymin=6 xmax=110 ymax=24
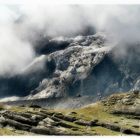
xmin=1 ymin=32 xmax=140 ymax=106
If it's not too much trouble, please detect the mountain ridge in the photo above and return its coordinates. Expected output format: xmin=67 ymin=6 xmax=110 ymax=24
xmin=0 ymin=32 xmax=140 ymax=105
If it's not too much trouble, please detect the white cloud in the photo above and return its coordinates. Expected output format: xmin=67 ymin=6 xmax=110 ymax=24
xmin=0 ymin=5 xmax=140 ymax=76
xmin=0 ymin=5 xmax=35 ymax=76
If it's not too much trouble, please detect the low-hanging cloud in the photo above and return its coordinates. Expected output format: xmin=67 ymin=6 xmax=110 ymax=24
xmin=0 ymin=5 xmax=35 ymax=77
xmin=0 ymin=5 xmax=140 ymax=77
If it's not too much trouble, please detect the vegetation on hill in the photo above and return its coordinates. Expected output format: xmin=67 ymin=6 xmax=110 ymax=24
xmin=0 ymin=92 xmax=140 ymax=135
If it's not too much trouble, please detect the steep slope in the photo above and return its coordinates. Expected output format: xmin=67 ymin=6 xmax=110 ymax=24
xmin=0 ymin=32 xmax=140 ymax=103
xmin=26 ymin=33 xmax=111 ymax=99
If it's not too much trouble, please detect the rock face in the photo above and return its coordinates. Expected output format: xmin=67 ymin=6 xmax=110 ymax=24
xmin=0 ymin=32 xmax=140 ymax=104
xmin=26 ymin=32 xmax=110 ymax=100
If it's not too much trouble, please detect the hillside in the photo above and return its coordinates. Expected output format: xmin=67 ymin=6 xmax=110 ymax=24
xmin=0 ymin=92 xmax=140 ymax=135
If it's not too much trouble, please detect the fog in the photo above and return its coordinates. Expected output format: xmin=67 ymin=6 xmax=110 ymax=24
xmin=0 ymin=5 xmax=140 ymax=76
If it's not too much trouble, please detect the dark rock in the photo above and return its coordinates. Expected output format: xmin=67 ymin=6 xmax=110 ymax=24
xmin=39 ymin=117 xmax=59 ymax=127
xmin=27 ymin=111 xmax=48 ymax=118
xmin=50 ymin=116 xmax=61 ymax=122
xmin=121 ymin=128 xmax=140 ymax=135
xmin=3 ymin=118 xmax=31 ymax=131
xmin=16 ymin=112 xmax=32 ymax=118
xmin=74 ymin=120 xmax=90 ymax=126
xmin=98 ymin=122 xmax=121 ymax=131
xmin=52 ymin=79 xmax=60 ymax=86
xmin=31 ymin=115 xmax=45 ymax=122
xmin=89 ymin=119 xmax=99 ymax=126
xmin=3 ymin=112 xmax=38 ymax=126
xmin=132 ymin=90 xmax=139 ymax=95
xmin=112 ymin=110 xmax=140 ymax=116
xmin=19 ymin=105 xmax=25 ymax=107
xmin=29 ymin=104 xmax=42 ymax=108
xmin=40 ymin=110 xmax=54 ymax=116
xmin=57 ymin=121 xmax=76 ymax=128
xmin=30 ymin=126 xmax=66 ymax=135
xmin=71 ymin=128 xmax=79 ymax=131
xmin=76 ymin=94 xmax=82 ymax=98
xmin=63 ymin=116 xmax=77 ymax=122
xmin=126 ymin=115 xmax=140 ymax=120
xmin=30 ymin=126 xmax=51 ymax=135
xmin=68 ymin=112 xmax=77 ymax=115
xmin=53 ymin=113 xmax=77 ymax=122
xmin=0 ymin=116 xmax=6 ymax=127
xmin=132 ymin=125 xmax=139 ymax=128
xmin=95 ymin=121 xmax=140 ymax=135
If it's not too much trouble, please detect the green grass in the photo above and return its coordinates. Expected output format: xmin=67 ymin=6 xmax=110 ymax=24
xmin=0 ymin=128 xmax=16 ymax=135
xmin=0 ymin=92 xmax=139 ymax=135
xmin=54 ymin=93 xmax=140 ymax=135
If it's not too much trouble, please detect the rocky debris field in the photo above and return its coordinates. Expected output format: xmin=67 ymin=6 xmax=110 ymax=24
xmin=0 ymin=92 xmax=140 ymax=135
xmin=1 ymin=32 xmax=140 ymax=106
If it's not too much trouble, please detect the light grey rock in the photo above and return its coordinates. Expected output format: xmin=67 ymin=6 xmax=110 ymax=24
xmin=2 ymin=32 xmax=140 ymax=109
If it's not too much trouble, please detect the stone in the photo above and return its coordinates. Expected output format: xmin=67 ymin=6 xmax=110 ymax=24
xmin=29 ymin=104 xmax=42 ymax=108
xmin=132 ymin=125 xmax=139 ymax=128
xmin=3 ymin=112 xmax=38 ymax=126
xmin=53 ymin=113 xmax=77 ymax=122
xmin=57 ymin=121 xmax=75 ymax=128
xmin=4 ymin=119 xmax=31 ymax=131
xmin=74 ymin=120 xmax=90 ymax=126
xmin=121 ymin=128 xmax=140 ymax=135
xmin=67 ymin=112 xmax=77 ymax=115
xmin=89 ymin=119 xmax=99 ymax=126
xmin=30 ymin=126 xmax=66 ymax=135
xmin=30 ymin=126 xmax=51 ymax=135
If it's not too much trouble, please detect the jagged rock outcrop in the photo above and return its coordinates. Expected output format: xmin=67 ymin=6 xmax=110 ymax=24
xmin=24 ymin=32 xmax=140 ymax=100
xmin=0 ymin=32 xmax=140 ymax=104
xmin=26 ymin=32 xmax=110 ymax=99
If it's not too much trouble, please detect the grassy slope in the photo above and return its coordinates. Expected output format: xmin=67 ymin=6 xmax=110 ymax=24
xmin=0 ymin=92 xmax=140 ymax=135
xmin=57 ymin=92 xmax=140 ymax=135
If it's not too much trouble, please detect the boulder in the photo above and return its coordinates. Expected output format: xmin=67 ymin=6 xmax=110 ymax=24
xmin=30 ymin=126 xmax=66 ymax=135
xmin=30 ymin=126 xmax=51 ymax=135
xmin=57 ymin=121 xmax=76 ymax=129
xmin=3 ymin=118 xmax=31 ymax=131
xmin=53 ymin=113 xmax=77 ymax=122
xmin=74 ymin=120 xmax=90 ymax=126
xmin=3 ymin=112 xmax=38 ymax=126
xmin=121 ymin=128 xmax=140 ymax=135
